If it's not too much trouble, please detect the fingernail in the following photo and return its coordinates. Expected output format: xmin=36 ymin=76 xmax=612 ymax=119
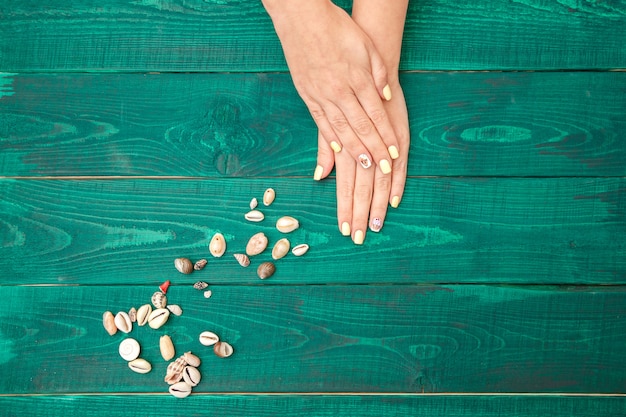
xmin=341 ymin=222 xmax=351 ymax=236
xmin=370 ymin=217 xmax=383 ymax=232
xmin=313 ymin=165 xmax=323 ymax=181
xmin=380 ymin=159 xmax=392 ymax=174
xmin=383 ymin=84 xmax=392 ymax=101
xmin=358 ymin=154 xmax=372 ymax=169
xmin=330 ymin=141 xmax=342 ymax=153
xmin=391 ymin=195 xmax=401 ymax=208
xmin=353 ymin=229 xmax=364 ymax=245
xmin=388 ymin=145 xmax=399 ymax=160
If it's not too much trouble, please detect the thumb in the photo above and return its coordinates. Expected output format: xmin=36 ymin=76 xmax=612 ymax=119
xmin=369 ymin=47 xmax=391 ymax=101
xmin=314 ymin=131 xmax=335 ymax=181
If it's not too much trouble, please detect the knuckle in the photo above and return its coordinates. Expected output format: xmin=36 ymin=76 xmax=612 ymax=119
xmin=375 ymin=175 xmax=392 ymax=191
xmin=353 ymin=118 xmax=373 ymax=136
xmin=309 ymin=107 xmax=326 ymax=121
xmin=330 ymin=115 xmax=350 ymax=132
xmin=338 ymin=181 xmax=355 ymax=200
xmin=369 ymin=109 xmax=387 ymax=125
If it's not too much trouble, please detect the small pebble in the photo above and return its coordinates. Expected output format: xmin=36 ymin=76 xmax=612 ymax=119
xmin=203 ymin=290 xmax=212 ymax=299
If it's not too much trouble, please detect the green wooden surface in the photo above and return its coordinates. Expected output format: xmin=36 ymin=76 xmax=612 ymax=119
xmin=2 ymin=0 xmax=625 ymax=414
xmin=0 ymin=395 xmax=625 ymax=417
xmin=1 ymin=72 xmax=625 ymax=177
xmin=1 ymin=0 xmax=625 ymax=71
xmin=1 ymin=285 xmax=625 ymax=394
xmin=1 ymin=177 xmax=624 ymax=285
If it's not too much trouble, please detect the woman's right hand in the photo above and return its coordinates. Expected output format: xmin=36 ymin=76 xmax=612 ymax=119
xmin=262 ymin=0 xmax=400 ymax=173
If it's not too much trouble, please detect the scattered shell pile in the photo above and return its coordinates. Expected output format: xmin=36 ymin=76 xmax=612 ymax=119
xmin=100 ymin=188 xmax=304 ymax=397
xmin=173 ymin=188 xmax=310 ymax=287
xmin=102 ymin=280 xmax=235 ymax=398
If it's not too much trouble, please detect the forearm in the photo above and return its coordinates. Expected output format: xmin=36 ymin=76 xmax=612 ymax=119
xmin=352 ymin=0 xmax=409 ymax=75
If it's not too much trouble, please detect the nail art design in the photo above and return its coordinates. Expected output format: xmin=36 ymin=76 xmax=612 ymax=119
xmin=358 ymin=154 xmax=372 ymax=169
xmin=370 ymin=217 xmax=382 ymax=232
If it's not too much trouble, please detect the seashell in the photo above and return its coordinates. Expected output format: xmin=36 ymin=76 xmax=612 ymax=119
xmin=246 ymin=232 xmax=268 ymax=256
xmin=148 ymin=308 xmax=170 ymax=329
xmin=136 ymin=304 xmax=152 ymax=326
xmin=263 ymin=188 xmax=275 ymax=206
xmin=199 ymin=331 xmax=220 ymax=346
xmin=233 ymin=253 xmax=250 ymax=267
xmin=193 ymin=281 xmax=208 ymax=290
xmin=194 ymin=259 xmax=207 ymax=271
xmin=244 ymin=210 xmax=265 ymax=222
xmin=119 ymin=338 xmax=141 ymax=361
xmin=165 ymin=356 xmax=187 ymax=385
xmin=151 ymin=291 xmax=167 ymax=309
xmin=169 ymin=381 xmax=192 ymax=398
xmin=128 ymin=358 xmax=152 ymax=374
xmin=182 ymin=366 xmax=202 ymax=387
xmin=160 ymin=335 xmax=175 ymax=361
xmin=128 ymin=307 xmax=137 ymax=323
xmin=114 ymin=311 xmax=132 ymax=334
xmin=257 ymin=261 xmax=276 ymax=280
xmin=203 ymin=290 xmax=213 ymax=299
xmin=271 ymin=238 xmax=290 ymax=260
xmin=183 ymin=351 xmax=201 ymax=367
xmin=213 ymin=341 xmax=234 ymax=358
xmin=167 ymin=304 xmax=183 ymax=316
xmin=249 ymin=197 xmax=258 ymax=210
xmin=159 ymin=280 xmax=171 ymax=294
xmin=209 ymin=232 xmax=226 ymax=257
xmin=276 ymin=216 xmax=299 ymax=233
xmin=174 ymin=257 xmax=193 ymax=274
xmin=103 ymin=311 xmax=117 ymax=336
xmin=291 ymin=243 xmax=310 ymax=257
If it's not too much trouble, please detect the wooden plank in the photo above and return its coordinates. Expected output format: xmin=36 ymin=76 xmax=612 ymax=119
xmin=1 ymin=1 xmax=625 ymax=71
xmin=0 ymin=285 xmax=624 ymax=394
xmin=0 ymin=395 xmax=625 ymax=417
xmin=1 ymin=72 xmax=624 ymax=177
xmin=0 ymin=177 xmax=624 ymax=286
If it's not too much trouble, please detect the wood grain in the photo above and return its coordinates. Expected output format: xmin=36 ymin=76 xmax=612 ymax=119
xmin=0 ymin=178 xmax=624 ymax=285
xmin=1 ymin=0 xmax=624 ymax=71
xmin=0 ymin=285 xmax=625 ymax=394
xmin=1 ymin=72 xmax=624 ymax=177
xmin=0 ymin=395 xmax=625 ymax=417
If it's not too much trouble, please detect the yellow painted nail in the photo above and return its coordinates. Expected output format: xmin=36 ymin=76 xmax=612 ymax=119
xmin=391 ymin=195 xmax=401 ymax=208
xmin=330 ymin=141 xmax=342 ymax=153
xmin=388 ymin=145 xmax=399 ymax=160
xmin=313 ymin=165 xmax=323 ymax=181
xmin=380 ymin=159 xmax=392 ymax=174
xmin=353 ymin=230 xmax=365 ymax=245
xmin=383 ymin=84 xmax=392 ymax=101
xmin=341 ymin=222 xmax=351 ymax=236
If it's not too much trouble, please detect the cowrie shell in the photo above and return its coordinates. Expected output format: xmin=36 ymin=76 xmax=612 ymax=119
xmin=209 ymin=232 xmax=226 ymax=257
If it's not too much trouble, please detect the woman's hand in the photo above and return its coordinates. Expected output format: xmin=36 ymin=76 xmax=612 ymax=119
xmin=316 ymin=80 xmax=409 ymax=244
xmin=262 ymin=0 xmax=400 ymax=173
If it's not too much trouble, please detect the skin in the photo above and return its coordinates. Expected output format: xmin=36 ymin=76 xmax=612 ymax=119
xmin=262 ymin=0 xmax=410 ymax=244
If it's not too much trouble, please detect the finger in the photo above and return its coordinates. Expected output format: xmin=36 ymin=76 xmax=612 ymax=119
xmin=368 ymin=46 xmax=392 ymax=102
xmin=369 ymin=164 xmax=392 ymax=233
xmin=350 ymin=156 xmax=376 ymax=245
xmin=307 ymin=101 xmax=345 ymax=155
xmin=334 ymin=145 xmax=356 ymax=237
xmin=315 ymin=132 xmax=335 ymax=181
xmin=385 ymin=88 xmax=410 ymax=209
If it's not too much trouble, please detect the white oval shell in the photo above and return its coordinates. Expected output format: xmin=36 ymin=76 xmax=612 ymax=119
xmin=148 ymin=308 xmax=170 ymax=329
xmin=167 ymin=304 xmax=183 ymax=316
xmin=250 ymin=197 xmax=258 ymax=210
xmin=244 ymin=210 xmax=265 ymax=222
xmin=209 ymin=232 xmax=226 ymax=257
xmin=128 ymin=358 xmax=152 ymax=374
xmin=160 ymin=335 xmax=175 ymax=361
xmin=276 ymin=216 xmax=299 ymax=233
xmin=213 ymin=341 xmax=234 ymax=358
xmin=199 ymin=331 xmax=220 ymax=346
xmin=183 ymin=366 xmax=202 ymax=387
xmin=119 ymin=338 xmax=141 ymax=361
xmin=114 ymin=311 xmax=132 ymax=333
xmin=263 ymin=188 xmax=275 ymax=206
xmin=291 ymin=243 xmax=310 ymax=256
xmin=271 ymin=238 xmax=290 ymax=260
xmin=103 ymin=311 xmax=117 ymax=336
xmin=136 ymin=304 xmax=152 ymax=326
xmin=169 ymin=381 xmax=192 ymax=398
